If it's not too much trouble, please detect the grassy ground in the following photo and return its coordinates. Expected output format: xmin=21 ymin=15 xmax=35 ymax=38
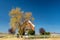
xmin=0 ymin=38 xmax=60 ymax=40
xmin=0 ymin=35 xmax=60 ymax=40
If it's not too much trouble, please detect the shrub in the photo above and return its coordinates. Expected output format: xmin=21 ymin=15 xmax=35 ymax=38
xmin=28 ymin=29 xmax=35 ymax=35
xmin=45 ymin=32 xmax=50 ymax=35
xmin=39 ymin=28 xmax=45 ymax=35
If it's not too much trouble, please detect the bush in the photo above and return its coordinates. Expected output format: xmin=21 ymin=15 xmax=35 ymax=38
xmin=8 ymin=28 xmax=15 ymax=34
xmin=28 ymin=29 xmax=35 ymax=35
xmin=39 ymin=28 xmax=50 ymax=35
xmin=45 ymin=32 xmax=50 ymax=35
xmin=39 ymin=28 xmax=45 ymax=35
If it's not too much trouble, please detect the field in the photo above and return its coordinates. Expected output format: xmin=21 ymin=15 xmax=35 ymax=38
xmin=0 ymin=38 xmax=60 ymax=40
xmin=0 ymin=34 xmax=60 ymax=40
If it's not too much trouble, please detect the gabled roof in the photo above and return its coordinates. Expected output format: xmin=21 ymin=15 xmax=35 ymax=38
xmin=28 ymin=20 xmax=35 ymax=27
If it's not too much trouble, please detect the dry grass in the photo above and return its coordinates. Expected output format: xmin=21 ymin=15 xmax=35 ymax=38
xmin=0 ymin=38 xmax=60 ymax=40
xmin=0 ymin=38 xmax=24 ymax=40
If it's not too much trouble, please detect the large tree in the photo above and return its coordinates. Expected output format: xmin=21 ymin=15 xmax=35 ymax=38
xmin=9 ymin=8 xmax=23 ymax=34
xmin=9 ymin=7 xmax=34 ymax=36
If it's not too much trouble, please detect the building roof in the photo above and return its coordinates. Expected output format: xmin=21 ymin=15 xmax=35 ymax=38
xmin=28 ymin=20 xmax=35 ymax=27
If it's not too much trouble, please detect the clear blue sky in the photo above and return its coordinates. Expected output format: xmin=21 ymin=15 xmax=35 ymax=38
xmin=0 ymin=0 xmax=60 ymax=34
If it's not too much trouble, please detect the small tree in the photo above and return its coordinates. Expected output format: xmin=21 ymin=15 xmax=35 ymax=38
xmin=39 ymin=28 xmax=45 ymax=35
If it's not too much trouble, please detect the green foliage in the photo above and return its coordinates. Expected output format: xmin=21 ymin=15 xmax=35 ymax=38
xmin=28 ymin=29 xmax=35 ymax=35
xmin=39 ymin=28 xmax=50 ymax=35
xmin=45 ymin=32 xmax=50 ymax=35
xmin=40 ymin=32 xmax=50 ymax=35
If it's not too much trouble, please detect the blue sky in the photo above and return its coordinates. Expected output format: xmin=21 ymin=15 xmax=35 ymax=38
xmin=0 ymin=0 xmax=60 ymax=34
